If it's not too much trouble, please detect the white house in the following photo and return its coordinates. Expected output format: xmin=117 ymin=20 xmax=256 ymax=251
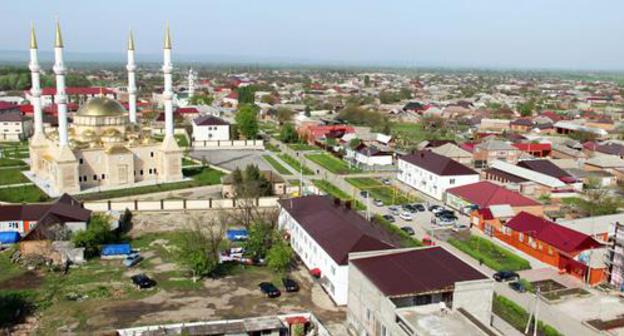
xmin=398 ymin=150 xmax=480 ymax=200
xmin=192 ymin=115 xmax=230 ymax=142
xmin=278 ymin=195 xmax=396 ymax=305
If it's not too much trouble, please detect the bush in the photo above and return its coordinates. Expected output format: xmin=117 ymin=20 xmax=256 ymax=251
xmin=493 ymin=295 xmax=563 ymax=336
xmin=266 ymin=235 xmax=293 ymax=273
xmin=72 ymin=214 xmax=117 ymax=258
xmin=373 ymin=215 xmax=421 ymax=248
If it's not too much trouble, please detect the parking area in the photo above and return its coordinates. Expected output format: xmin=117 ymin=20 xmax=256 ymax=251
xmin=191 ymin=149 xmax=272 ymax=173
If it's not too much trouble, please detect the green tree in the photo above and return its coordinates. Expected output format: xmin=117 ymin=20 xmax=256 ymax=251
xmin=266 ymin=235 xmax=293 ymax=273
xmin=517 ymin=98 xmax=537 ymax=117
xmin=235 ymin=104 xmax=259 ymax=139
xmin=244 ymin=221 xmax=275 ymax=259
xmin=279 ymin=123 xmax=299 ymax=143
xmin=236 ymin=86 xmax=256 ymax=104
xmin=177 ymin=215 xmax=225 ymax=281
xmin=364 ymin=75 xmax=370 ymax=87
xmin=275 ymin=107 xmax=294 ymax=124
xmin=189 ymin=93 xmax=214 ymax=106
xmin=72 ymin=214 xmax=116 ymax=258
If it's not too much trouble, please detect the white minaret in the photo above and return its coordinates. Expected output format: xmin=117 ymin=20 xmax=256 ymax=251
xmin=187 ymin=68 xmax=195 ymax=99
xmin=127 ymin=29 xmax=137 ymax=123
xmin=29 ymin=23 xmax=44 ymax=138
xmin=53 ymin=20 xmax=69 ymax=147
xmin=162 ymin=23 xmax=174 ymax=139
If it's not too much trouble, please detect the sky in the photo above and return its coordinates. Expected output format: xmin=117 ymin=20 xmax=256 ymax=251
xmin=1 ymin=0 xmax=624 ymax=70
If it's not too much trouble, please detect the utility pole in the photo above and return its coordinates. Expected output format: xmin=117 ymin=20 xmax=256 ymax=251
xmin=533 ymin=288 xmax=540 ymax=336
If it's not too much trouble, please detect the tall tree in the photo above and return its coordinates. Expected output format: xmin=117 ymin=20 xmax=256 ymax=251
xmin=235 ymin=104 xmax=259 ymax=139
xmin=236 ymin=85 xmax=256 ymax=104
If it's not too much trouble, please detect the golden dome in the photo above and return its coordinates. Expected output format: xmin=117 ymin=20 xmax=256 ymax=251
xmin=77 ymin=96 xmax=127 ymax=117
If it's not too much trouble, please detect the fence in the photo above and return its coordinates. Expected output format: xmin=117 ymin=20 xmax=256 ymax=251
xmin=192 ymin=139 xmax=264 ymax=150
xmin=83 ymin=196 xmax=280 ymax=212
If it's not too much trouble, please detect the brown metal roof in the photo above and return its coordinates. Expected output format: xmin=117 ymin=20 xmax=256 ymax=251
xmin=193 ymin=115 xmax=230 ymax=126
xmin=278 ymin=195 xmax=397 ymax=265
xmin=400 ymin=150 xmax=477 ymax=176
xmin=0 ymin=193 xmax=90 ymax=223
xmin=351 ymin=247 xmax=488 ymax=297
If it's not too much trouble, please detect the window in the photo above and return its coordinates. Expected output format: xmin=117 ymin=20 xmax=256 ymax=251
xmin=140 ymin=170 xmax=144 ymax=175
xmin=148 ymin=168 xmax=153 ymax=174
xmin=150 ymin=152 xmax=154 ymax=157
xmin=449 ymin=178 xmax=455 ymax=185
xmin=93 ymin=175 xmax=97 ymax=181
xmin=519 ymin=233 xmax=524 ymax=242
xmin=154 ymin=168 xmax=157 ymax=174
xmin=101 ymin=174 xmax=105 ymax=180
xmin=79 ymin=158 xmax=83 ymax=164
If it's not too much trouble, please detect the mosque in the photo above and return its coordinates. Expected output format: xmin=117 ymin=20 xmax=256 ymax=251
xmin=28 ymin=22 xmax=183 ymax=196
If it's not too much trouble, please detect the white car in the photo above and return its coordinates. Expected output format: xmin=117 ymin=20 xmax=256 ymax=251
xmin=431 ymin=207 xmax=446 ymax=215
xmin=452 ymin=223 xmax=469 ymax=232
xmin=436 ymin=217 xmax=455 ymax=227
xmin=399 ymin=211 xmax=413 ymax=221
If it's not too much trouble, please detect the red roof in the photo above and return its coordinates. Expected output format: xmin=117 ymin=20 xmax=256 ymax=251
xmin=447 ymin=181 xmax=540 ymax=208
xmin=226 ymin=91 xmax=239 ymax=99
xmin=177 ymin=107 xmax=199 ymax=114
xmin=19 ymin=104 xmax=33 ymax=113
xmin=460 ymin=142 xmax=476 ymax=153
xmin=40 ymin=87 xmax=115 ymax=96
xmin=505 ymin=212 xmax=603 ymax=253
xmin=0 ymin=101 xmax=19 ymax=111
xmin=512 ymin=143 xmax=551 ymax=152
xmin=477 ymin=208 xmax=495 ymax=220
xmin=43 ymin=103 xmax=79 ymax=115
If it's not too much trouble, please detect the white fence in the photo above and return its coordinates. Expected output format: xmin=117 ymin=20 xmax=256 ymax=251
xmin=192 ymin=139 xmax=264 ymax=150
xmin=83 ymin=196 xmax=280 ymax=212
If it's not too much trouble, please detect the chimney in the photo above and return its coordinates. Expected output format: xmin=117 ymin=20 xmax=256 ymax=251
xmin=334 ymin=197 xmax=341 ymax=206
xmin=345 ymin=201 xmax=352 ymax=210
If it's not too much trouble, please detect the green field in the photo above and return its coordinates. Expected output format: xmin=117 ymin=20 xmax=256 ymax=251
xmin=0 ymin=168 xmax=29 ymax=186
xmin=448 ymin=235 xmax=531 ymax=272
xmin=262 ymin=155 xmax=292 ymax=175
xmin=0 ymin=185 xmax=49 ymax=203
xmin=0 ymin=157 xmax=27 ymax=168
xmin=278 ymin=154 xmax=314 ymax=175
xmin=305 ymin=153 xmax=361 ymax=174
xmin=346 ymin=177 xmax=416 ymax=205
xmin=76 ymin=167 xmax=224 ymax=201
xmin=287 ymin=143 xmax=318 ymax=151
xmin=311 ymin=180 xmax=364 ymax=210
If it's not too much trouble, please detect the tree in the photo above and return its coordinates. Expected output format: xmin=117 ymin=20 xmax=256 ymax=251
xmin=244 ymin=221 xmax=275 ymax=260
xmin=275 ymin=107 xmax=295 ymax=124
xmin=261 ymin=94 xmax=278 ymax=105
xmin=235 ymin=104 xmax=259 ymax=139
xmin=517 ymin=99 xmax=537 ymax=117
xmin=72 ymin=214 xmax=116 ymax=258
xmin=236 ymin=86 xmax=256 ymax=104
xmin=177 ymin=214 xmax=226 ymax=281
xmin=326 ymin=137 xmax=337 ymax=147
xmin=189 ymin=93 xmax=214 ymax=106
xmin=304 ymin=105 xmax=311 ymax=117
xmin=266 ymin=234 xmax=293 ymax=273
xmin=364 ymin=75 xmax=370 ymax=87
xmin=280 ymin=123 xmax=299 ymax=143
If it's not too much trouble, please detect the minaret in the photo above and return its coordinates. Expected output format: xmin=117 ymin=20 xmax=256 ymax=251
xmin=29 ymin=23 xmax=44 ymax=139
xmin=162 ymin=23 xmax=174 ymax=139
xmin=127 ymin=29 xmax=137 ymax=123
xmin=53 ymin=20 xmax=69 ymax=147
xmin=187 ymin=68 xmax=195 ymax=99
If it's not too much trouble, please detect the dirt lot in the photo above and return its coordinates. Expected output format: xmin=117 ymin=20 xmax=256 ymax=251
xmin=1 ymin=232 xmax=346 ymax=335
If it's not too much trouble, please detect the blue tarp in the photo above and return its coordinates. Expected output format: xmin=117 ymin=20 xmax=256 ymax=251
xmin=226 ymin=229 xmax=248 ymax=241
xmin=0 ymin=231 xmax=20 ymax=244
xmin=101 ymin=243 xmax=132 ymax=256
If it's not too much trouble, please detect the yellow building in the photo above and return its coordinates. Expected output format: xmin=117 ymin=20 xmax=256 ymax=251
xmin=28 ymin=22 xmax=182 ymax=196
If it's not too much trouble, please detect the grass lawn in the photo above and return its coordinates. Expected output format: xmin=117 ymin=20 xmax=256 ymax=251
xmin=152 ymin=134 xmax=189 ymax=147
xmin=76 ymin=167 xmax=224 ymax=201
xmin=264 ymin=143 xmax=281 ymax=153
xmin=493 ymin=295 xmax=563 ymax=336
xmin=262 ymin=155 xmax=292 ymax=175
xmin=0 ymin=185 xmax=50 ymax=203
xmin=346 ymin=177 xmax=417 ymax=205
xmin=278 ymin=154 xmax=314 ymax=175
xmin=0 ymin=157 xmax=27 ymax=167
xmin=305 ymin=153 xmax=362 ymax=174
xmin=447 ymin=235 xmax=531 ymax=272
xmin=0 ymin=168 xmax=29 ymax=185
xmin=373 ymin=215 xmax=421 ymax=248
xmin=182 ymin=157 xmax=196 ymax=166
xmin=311 ymin=180 xmax=364 ymax=210
xmin=287 ymin=143 xmax=318 ymax=151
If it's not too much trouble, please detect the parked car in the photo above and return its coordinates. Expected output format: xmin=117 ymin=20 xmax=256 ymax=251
xmin=123 ymin=253 xmax=143 ymax=267
xmin=399 ymin=211 xmax=413 ymax=221
xmin=428 ymin=205 xmax=442 ymax=212
xmin=436 ymin=217 xmax=455 ymax=227
xmin=382 ymin=214 xmax=396 ymax=223
xmin=431 ymin=206 xmax=446 ymax=215
xmin=493 ymin=271 xmax=520 ymax=282
xmin=402 ymin=204 xmax=417 ymax=213
xmin=382 ymin=178 xmax=391 ymax=185
xmin=282 ymin=278 xmax=300 ymax=292
xmin=388 ymin=206 xmax=400 ymax=216
xmin=509 ymin=281 xmax=526 ymax=293
xmin=360 ymin=191 xmax=369 ymax=198
xmin=452 ymin=223 xmax=469 ymax=232
xmin=400 ymin=226 xmax=415 ymax=236
xmin=435 ymin=210 xmax=456 ymax=218
xmin=373 ymin=199 xmax=384 ymax=207
xmin=413 ymin=203 xmax=426 ymax=212
xmin=131 ymin=274 xmax=156 ymax=289
xmin=259 ymin=282 xmax=281 ymax=298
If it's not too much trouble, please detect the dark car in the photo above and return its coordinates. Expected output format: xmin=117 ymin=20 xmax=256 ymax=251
xmin=400 ymin=226 xmax=415 ymax=236
xmin=413 ymin=204 xmax=426 ymax=212
xmin=428 ymin=205 xmax=442 ymax=212
xmin=131 ymin=273 xmax=156 ymax=289
xmin=435 ymin=210 xmax=456 ymax=218
xmin=509 ymin=281 xmax=526 ymax=293
xmin=259 ymin=282 xmax=281 ymax=298
xmin=360 ymin=191 xmax=369 ymax=198
xmin=382 ymin=214 xmax=396 ymax=223
xmin=493 ymin=271 xmax=520 ymax=282
xmin=282 ymin=278 xmax=300 ymax=292
xmin=402 ymin=204 xmax=416 ymax=213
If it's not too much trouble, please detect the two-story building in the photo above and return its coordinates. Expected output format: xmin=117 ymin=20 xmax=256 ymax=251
xmin=192 ymin=115 xmax=230 ymax=142
xmin=398 ymin=150 xmax=480 ymax=200
xmin=0 ymin=111 xmax=32 ymax=142
xmin=278 ymin=195 xmax=397 ymax=305
xmin=472 ymin=139 xmax=520 ymax=168
xmin=347 ymin=247 xmax=496 ymax=336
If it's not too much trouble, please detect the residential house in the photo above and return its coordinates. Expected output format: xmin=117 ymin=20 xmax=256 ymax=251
xmin=446 ymin=180 xmax=543 ymax=215
xmin=482 ymin=160 xmax=569 ymax=198
xmin=0 ymin=194 xmax=91 ymax=239
xmin=516 ymin=159 xmax=581 ymax=190
xmin=510 ymin=118 xmax=534 ymax=133
xmin=498 ymin=212 xmax=605 ymax=285
xmin=0 ymin=111 xmax=32 ymax=141
xmin=512 ymin=143 xmax=552 ymax=158
xmin=472 ymin=139 xmax=520 ymax=168
xmin=430 ymin=143 xmax=473 ymax=166
xmin=606 ymin=222 xmax=624 ymax=291
xmin=398 ymin=150 xmax=480 ymax=200
xmin=553 ymin=120 xmax=608 ymax=139
xmin=584 ymin=156 xmax=624 ymax=183
xmin=277 ymin=196 xmax=397 ymax=305
xmin=347 ymin=247 xmax=495 ymax=336
xmin=192 ymin=115 xmax=230 ymax=142
xmin=348 ymin=143 xmax=393 ymax=167
xmin=297 ymin=124 xmax=355 ymax=145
